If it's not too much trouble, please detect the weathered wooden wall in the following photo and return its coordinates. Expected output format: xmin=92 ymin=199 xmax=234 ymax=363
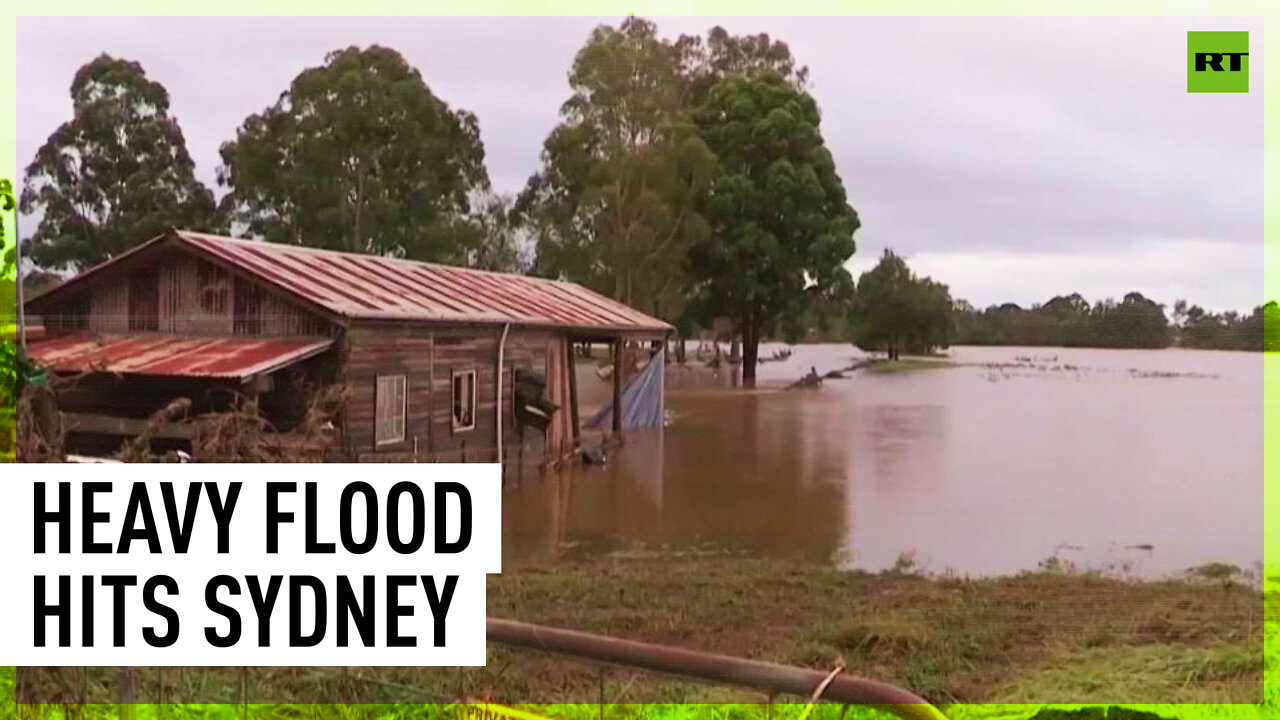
xmin=344 ymin=322 xmax=556 ymax=472
xmin=344 ymin=322 xmax=434 ymax=458
xmin=43 ymin=248 xmax=332 ymax=338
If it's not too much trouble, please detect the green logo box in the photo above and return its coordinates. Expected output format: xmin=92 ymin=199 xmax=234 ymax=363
xmin=1187 ymin=31 xmax=1250 ymax=93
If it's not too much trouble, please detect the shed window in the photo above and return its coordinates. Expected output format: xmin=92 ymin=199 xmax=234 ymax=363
xmin=452 ymin=369 xmax=477 ymax=432
xmin=375 ymin=375 xmax=407 ymax=446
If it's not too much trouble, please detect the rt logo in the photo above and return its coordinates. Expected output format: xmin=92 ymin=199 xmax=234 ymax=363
xmin=1187 ymin=31 xmax=1249 ymax=93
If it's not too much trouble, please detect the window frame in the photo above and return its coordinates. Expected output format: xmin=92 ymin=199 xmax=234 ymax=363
xmin=374 ymin=374 xmax=408 ymax=447
xmin=451 ymin=368 xmax=478 ymax=433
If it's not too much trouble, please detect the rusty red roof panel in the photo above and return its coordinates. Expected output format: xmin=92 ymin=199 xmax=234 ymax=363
xmin=174 ymin=230 xmax=672 ymax=333
xmin=27 ymin=332 xmax=334 ymax=379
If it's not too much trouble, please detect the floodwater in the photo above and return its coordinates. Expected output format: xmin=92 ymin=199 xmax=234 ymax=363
xmin=502 ymin=344 xmax=1264 ymax=579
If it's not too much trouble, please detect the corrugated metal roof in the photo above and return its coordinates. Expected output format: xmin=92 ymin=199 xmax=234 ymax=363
xmin=27 ymin=332 xmax=334 ymax=379
xmin=173 ymin=230 xmax=672 ymax=333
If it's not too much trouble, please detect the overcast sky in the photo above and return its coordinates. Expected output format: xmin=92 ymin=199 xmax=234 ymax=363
xmin=17 ymin=16 xmax=1265 ymax=312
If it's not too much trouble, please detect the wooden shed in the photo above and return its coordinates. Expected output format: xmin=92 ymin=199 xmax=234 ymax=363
xmin=23 ymin=230 xmax=672 ymax=467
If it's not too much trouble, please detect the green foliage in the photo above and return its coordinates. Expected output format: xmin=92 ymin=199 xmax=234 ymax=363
xmin=849 ymin=250 xmax=953 ymax=358
xmin=690 ymin=71 xmax=858 ymax=381
xmin=1090 ymin=293 xmax=1172 ymax=349
xmin=2 ymin=178 xmax=15 ymax=328
xmin=459 ymin=192 xmax=529 ymax=273
xmin=954 ymin=292 xmax=1173 ymax=350
xmin=218 ymin=46 xmax=489 ymax=262
xmin=1 ymin=340 xmax=44 ymax=407
xmin=518 ymin=18 xmax=716 ymax=321
xmin=684 ymin=26 xmax=809 ymax=103
xmin=520 ymin=18 xmax=820 ymax=338
xmin=1176 ymin=299 xmax=1278 ymax=352
xmin=1 ymin=178 xmax=15 ymax=280
xmin=20 ymin=54 xmax=219 ymax=271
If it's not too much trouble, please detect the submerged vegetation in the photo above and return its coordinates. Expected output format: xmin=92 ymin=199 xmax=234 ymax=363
xmin=865 ymin=358 xmax=957 ymax=374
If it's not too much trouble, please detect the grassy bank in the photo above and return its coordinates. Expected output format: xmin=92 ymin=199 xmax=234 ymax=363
xmin=17 ymin=555 xmax=1264 ymax=711
xmin=866 ymin=358 xmax=957 ymax=373
xmin=480 ymin=556 xmax=1262 ymax=705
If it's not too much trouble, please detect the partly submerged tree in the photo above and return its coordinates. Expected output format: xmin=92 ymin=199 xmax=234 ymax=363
xmin=20 ymin=54 xmax=219 ymax=271
xmin=849 ymin=250 xmax=952 ymax=359
xmin=1090 ymin=292 xmax=1170 ymax=349
xmin=218 ymin=45 xmax=489 ymax=261
xmin=1178 ymin=300 xmax=1278 ymax=352
xmin=689 ymin=71 xmax=858 ymax=384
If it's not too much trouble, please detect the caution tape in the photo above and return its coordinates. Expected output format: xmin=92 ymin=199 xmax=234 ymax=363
xmin=457 ymin=700 xmax=568 ymax=720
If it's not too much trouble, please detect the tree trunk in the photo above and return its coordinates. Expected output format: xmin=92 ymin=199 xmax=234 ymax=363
xmin=676 ymin=336 xmax=686 ymax=363
xmin=729 ymin=335 xmax=741 ymax=364
xmin=742 ymin=315 xmax=760 ymax=388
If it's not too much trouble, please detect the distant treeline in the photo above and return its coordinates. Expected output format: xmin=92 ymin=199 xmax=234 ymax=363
xmin=955 ymin=295 xmax=1280 ymax=352
xmin=783 ymin=250 xmax=1280 ymax=354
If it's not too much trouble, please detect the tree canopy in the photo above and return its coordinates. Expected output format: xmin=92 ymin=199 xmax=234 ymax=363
xmin=690 ymin=71 xmax=859 ymax=381
xmin=2 ymin=179 xmax=16 ymax=326
xmin=1176 ymin=300 xmax=1278 ymax=352
xmin=849 ymin=249 xmax=953 ymax=359
xmin=458 ymin=192 xmax=529 ymax=273
xmin=519 ymin=18 xmax=818 ymax=332
xmin=954 ymin=292 xmax=1172 ymax=349
xmin=19 ymin=54 xmax=218 ymax=271
xmin=218 ymin=45 xmax=489 ymax=261
xmin=517 ymin=18 xmax=716 ymax=321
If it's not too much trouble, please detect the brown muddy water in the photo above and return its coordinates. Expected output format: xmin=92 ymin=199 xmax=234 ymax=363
xmin=502 ymin=344 xmax=1263 ymax=579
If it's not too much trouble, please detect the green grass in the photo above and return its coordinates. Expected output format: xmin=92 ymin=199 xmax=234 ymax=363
xmin=988 ymin=643 xmax=1262 ymax=703
xmin=14 ymin=556 xmax=1263 ymax=709
xmin=866 ymin=358 xmax=958 ymax=373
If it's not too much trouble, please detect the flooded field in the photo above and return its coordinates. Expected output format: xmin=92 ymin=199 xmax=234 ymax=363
xmin=502 ymin=344 xmax=1263 ymax=579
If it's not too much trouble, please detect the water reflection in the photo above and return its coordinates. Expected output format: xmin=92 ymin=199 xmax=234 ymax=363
xmin=503 ymin=345 xmax=1263 ymax=578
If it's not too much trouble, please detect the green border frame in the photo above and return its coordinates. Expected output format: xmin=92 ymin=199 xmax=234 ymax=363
xmin=1 ymin=3 xmax=1275 ymax=719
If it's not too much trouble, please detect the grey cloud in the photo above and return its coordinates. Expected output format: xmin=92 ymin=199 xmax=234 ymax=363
xmin=16 ymin=15 xmax=1264 ymax=307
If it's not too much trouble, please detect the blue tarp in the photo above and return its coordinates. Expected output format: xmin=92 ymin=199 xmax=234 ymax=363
xmin=586 ymin=349 xmax=664 ymax=430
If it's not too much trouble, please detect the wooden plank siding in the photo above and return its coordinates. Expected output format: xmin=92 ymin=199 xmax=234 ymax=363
xmin=89 ymin=279 xmax=129 ymax=333
xmin=345 ymin=322 xmax=557 ymax=469
xmin=50 ymin=247 xmax=333 ymax=339
xmin=344 ymin=323 xmax=435 ymax=458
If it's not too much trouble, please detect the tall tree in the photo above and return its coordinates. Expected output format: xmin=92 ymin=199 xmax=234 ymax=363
xmin=519 ymin=18 xmax=715 ymax=322
xmin=20 ymin=54 xmax=218 ymax=270
xmin=1090 ymin=292 xmax=1170 ymax=349
xmin=690 ymin=71 xmax=858 ymax=384
xmin=461 ymin=192 xmax=528 ymax=273
xmin=849 ymin=250 xmax=952 ymax=359
xmin=218 ymin=45 xmax=489 ymax=261
xmin=682 ymin=26 xmax=809 ymax=103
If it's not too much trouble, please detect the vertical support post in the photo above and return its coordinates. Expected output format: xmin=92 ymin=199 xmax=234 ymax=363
xmin=428 ymin=333 xmax=435 ymax=459
xmin=567 ymin=338 xmax=581 ymax=449
xmin=244 ymin=376 xmax=261 ymax=411
xmin=611 ymin=336 xmax=623 ymax=437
